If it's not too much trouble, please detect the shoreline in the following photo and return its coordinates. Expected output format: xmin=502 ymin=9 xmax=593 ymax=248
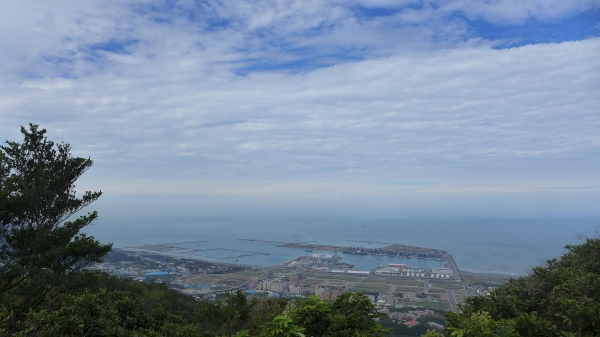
xmin=113 ymin=247 xmax=528 ymax=278
xmin=459 ymin=269 xmax=526 ymax=277
xmin=113 ymin=248 xmax=264 ymax=269
xmin=115 ymin=238 xmax=462 ymax=279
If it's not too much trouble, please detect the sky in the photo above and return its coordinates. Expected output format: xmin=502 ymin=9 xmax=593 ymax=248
xmin=1 ymin=0 xmax=599 ymax=219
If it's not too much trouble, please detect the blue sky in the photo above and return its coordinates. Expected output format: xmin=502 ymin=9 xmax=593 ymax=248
xmin=0 ymin=0 xmax=599 ymax=218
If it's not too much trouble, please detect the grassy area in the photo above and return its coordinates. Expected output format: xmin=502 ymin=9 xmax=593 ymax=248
xmin=360 ymin=278 xmax=397 ymax=285
xmin=314 ymin=275 xmax=361 ymax=283
xmin=402 ymin=302 xmax=451 ymax=310
xmin=386 ymin=280 xmax=424 ymax=287
xmin=429 ymin=283 xmax=463 ymax=290
xmin=391 ymin=286 xmax=424 ymax=292
xmin=361 ymin=278 xmax=425 ymax=287
xmin=318 ymin=281 xmax=347 ymax=287
xmin=351 ymin=284 xmax=391 ymax=292
xmin=235 ymin=270 xmax=270 ymax=277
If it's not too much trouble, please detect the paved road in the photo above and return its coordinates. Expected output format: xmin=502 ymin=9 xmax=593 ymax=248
xmin=446 ymin=289 xmax=457 ymax=311
xmin=424 ymin=279 xmax=429 ymax=294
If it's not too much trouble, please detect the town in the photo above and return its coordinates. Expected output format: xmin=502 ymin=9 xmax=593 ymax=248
xmin=88 ymin=241 xmax=510 ymax=330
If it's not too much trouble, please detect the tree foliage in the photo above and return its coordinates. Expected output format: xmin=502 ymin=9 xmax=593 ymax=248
xmin=195 ymin=290 xmax=389 ymax=337
xmin=0 ymin=289 xmax=204 ymax=337
xmin=195 ymin=289 xmax=281 ymax=336
xmin=1 ymin=281 xmax=391 ymax=337
xmin=292 ymin=292 xmax=390 ymax=337
xmin=0 ymin=124 xmax=111 ymax=327
xmin=444 ymin=237 xmax=600 ymax=337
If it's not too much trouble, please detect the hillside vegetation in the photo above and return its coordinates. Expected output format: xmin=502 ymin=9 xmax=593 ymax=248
xmin=427 ymin=237 xmax=600 ymax=337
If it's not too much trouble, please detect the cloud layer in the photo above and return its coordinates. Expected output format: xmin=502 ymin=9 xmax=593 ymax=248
xmin=1 ymin=0 xmax=599 ymax=217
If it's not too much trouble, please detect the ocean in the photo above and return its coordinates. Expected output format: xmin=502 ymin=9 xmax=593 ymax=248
xmin=84 ymin=217 xmax=599 ymax=275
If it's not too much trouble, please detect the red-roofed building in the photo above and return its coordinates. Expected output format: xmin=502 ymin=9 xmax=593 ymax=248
xmin=404 ymin=320 xmax=419 ymax=328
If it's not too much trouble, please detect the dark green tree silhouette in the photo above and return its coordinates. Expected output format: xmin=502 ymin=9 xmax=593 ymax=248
xmin=0 ymin=124 xmax=111 ymax=327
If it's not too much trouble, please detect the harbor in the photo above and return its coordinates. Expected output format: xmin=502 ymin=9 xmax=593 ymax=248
xmin=119 ymin=237 xmax=456 ymax=279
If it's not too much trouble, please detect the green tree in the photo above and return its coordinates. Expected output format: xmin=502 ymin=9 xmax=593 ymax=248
xmin=292 ymin=292 xmax=390 ymax=337
xmin=195 ymin=289 xmax=288 ymax=336
xmin=256 ymin=300 xmax=305 ymax=337
xmin=0 ymin=124 xmax=111 ymax=327
xmin=444 ymin=237 xmax=600 ymax=337
xmin=196 ymin=290 xmax=260 ymax=336
xmin=0 ymin=289 xmax=206 ymax=337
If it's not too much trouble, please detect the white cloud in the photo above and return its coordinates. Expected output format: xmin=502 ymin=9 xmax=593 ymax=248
xmin=1 ymin=0 xmax=599 ymax=216
xmin=3 ymin=39 xmax=599 ymax=179
xmin=435 ymin=0 xmax=599 ymax=24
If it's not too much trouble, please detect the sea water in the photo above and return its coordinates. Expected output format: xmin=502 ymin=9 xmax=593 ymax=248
xmin=84 ymin=216 xmax=598 ymax=275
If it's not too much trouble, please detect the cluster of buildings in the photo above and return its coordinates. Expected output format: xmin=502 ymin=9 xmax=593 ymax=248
xmin=285 ymin=255 xmax=346 ymax=271
xmin=373 ymin=266 xmax=455 ymax=279
xmin=312 ymin=253 xmax=335 ymax=260
xmin=246 ymin=273 xmax=347 ymax=299
xmin=87 ymin=262 xmax=138 ymax=277
xmin=250 ymin=279 xmax=297 ymax=294
xmin=247 ymin=280 xmax=345 ymax=298
xmin=285 ymin=256 xmax=458 ymax=281
xmin=376 ymin=308 xmax=444 ymax=330
xmin=87 ymin=260 xmax=185 ymax=279
xmin=342 ymin=246 xmax=446 ymax=260
xmin=378 ymin=308 xmax=435 ymax=322
xmin=466 ymin=284 xmax=497 ymax=297
xmin=247 ymin=273 xmax=307 ymax=295
xmin=366 ymin=291 xmax=447 ymax=306
xmin=311 ymin=285 xmax=342 ymax=299
xmin=86 ymin=252 xmax=243 ymax=283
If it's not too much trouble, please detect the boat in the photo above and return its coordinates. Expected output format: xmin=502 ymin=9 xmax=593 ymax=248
xmin=305 ymin=249 xmax=313 ymax=252
xmin=389 ymin=263 xmax=406 ymax=268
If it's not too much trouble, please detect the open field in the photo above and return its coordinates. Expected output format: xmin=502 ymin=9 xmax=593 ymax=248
xmin=316 ymin=281 xmax=347 ymax=287
xmin=351 ymin=284 xmax=392 ymax=292
xmin=429 ymin=283 xmax=464 ymax=290
xmin=360 ymin=278 xmax=424 ymax=287
xmin=180 ymin=274 xmax=249 ymax=286
xmin=392 ymin=286 xmax=425 ymax=293
xmin=313 ymin=275 xmax=362 ymax=283
xmin=403 ymin=302 xmax=451 ymax=310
